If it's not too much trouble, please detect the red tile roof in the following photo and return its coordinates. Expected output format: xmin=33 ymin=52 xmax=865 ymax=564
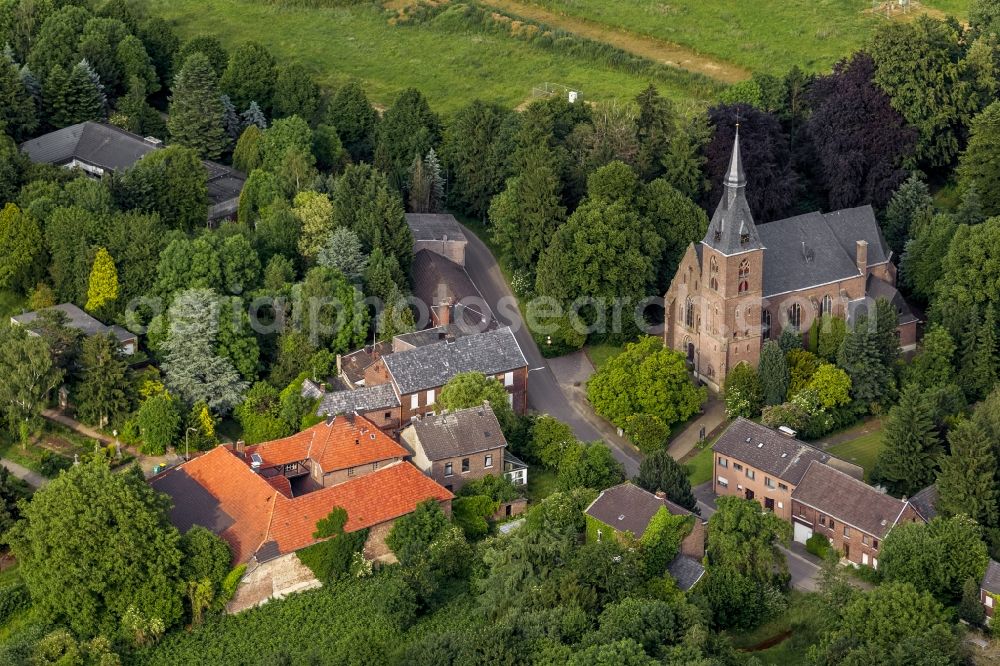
xmin=245 ymin=414 xmax=409 ymax=473
xmin=151 ymin=444 xmax=452 ymax=564
xmin=265 ymin=475 xmax=292 ymax=498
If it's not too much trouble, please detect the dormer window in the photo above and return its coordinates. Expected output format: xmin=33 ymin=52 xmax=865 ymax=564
xmin=740 ymin=232 xmax=750 ymax=245
xmin=714 ymin=230 xmax=721 ymax=242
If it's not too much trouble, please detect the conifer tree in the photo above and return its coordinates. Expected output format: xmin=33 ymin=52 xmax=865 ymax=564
xmin=837 ymin=315 xmax=894 ymax=410
xmin=167 ymin=53 xmax=227 ymax=160
xmin=937 ymin=418 xmax=999 ymax=527
xmin=240 ymin=101 xmax=267 ymax=130
xmin=85 ymin=247 xmax=119 ymax=315
xmin=326 ymin=79 xmax=377 ymax=163
xmin=44 ymin=62 xmax=103 ymax=129
xmin=407 ymin=153 xmax=429 ymax=214
xmin=424 ymin=148 xmax=444 ymax=213
xmin=75 ymin=332 xmax=130 ymax=429
xmin=0 ymin=56 xmax=36 ymax=141
xmin=872 ymin=384 xmax=941 ymax=497
xmin=960 ymin=305 xmax=999 ymax=401
xmin=220 ymin=93 xmax=241 ymax=140
xmin=758 ymin=340 xmax=789 ymax=406
xmin=77 ymin=59 xmax=106 ymax=114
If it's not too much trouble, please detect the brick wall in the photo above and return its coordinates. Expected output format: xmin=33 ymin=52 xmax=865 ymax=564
xmin=713 ymin=452 xmax=795 ymax=521
xmin=316 ymin=456 xmax=404 ymax=488
xmin=428 ymin=446 xmax=506 ymax=492
xmin=397 ymin=366 xmax=528 ymax=425
xmin=791 ymin=500 xmax=888 ymax=568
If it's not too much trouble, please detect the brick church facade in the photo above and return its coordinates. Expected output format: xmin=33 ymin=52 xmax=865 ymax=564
xmin=664 ymin=131 xmax=918 ymax=391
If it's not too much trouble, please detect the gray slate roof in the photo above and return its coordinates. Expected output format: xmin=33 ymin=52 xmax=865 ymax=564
xmin=983 ymin=560 xmax=1000 ymax=594
xmin=383 ymin=326 xmax=527 ymax=395
xmin=755 ymin=206 xmax=890 ymax=297
xmin=410 ymin=250 xmax=493 ymax=328
xmin=20 ymin=122 xmax=244 ymax=218
xmin=585 ymin=483 xmax=691 ymax=538
xmin=12 ymin=303 xmax=135 ymax=343
xmin=791 ymin=461 xmax=908 ymax=539
xmin=866 ymin=274 xmax=919 ymax=325
xmin=908 ymin=484 xmax=939 ymax=522
xmin=393 ymin=324 xmax=477 ymax=350
xmin=668 ymin=555 xmax=706 ymax=591
xmin=712 ymin=418 xmax=831 ymax=486
xmin=405 ymin=404 xmax=507 ymax=460
xmin=405 ymin=213 xmax=467 ymax=242
xmin=316 ymin=383 xmax=400 ymax=416
xmin=702 ymin=131 xmax=764 ymax=256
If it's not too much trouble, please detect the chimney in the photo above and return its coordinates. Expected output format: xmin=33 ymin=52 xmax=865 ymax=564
xmin=335 ymin=354 xmax=342 ymax=377
xmin=856 ymin=240 xmax=868 ymax=276
xmin=235 ymin=439 xmax=245 ymax=455
xmin=437 ymin=299 xmax=452 ymax=326
xmin=326 ymin=414 xmax=334 ymax=426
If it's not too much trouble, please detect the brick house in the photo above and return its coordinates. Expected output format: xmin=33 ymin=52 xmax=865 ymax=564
xmin=663 ymin=130 xmax=919 ymax=391
xmin=981 ymin=560 xmax=1000 ymax=622
xmin=712 ymin=418 xmax=863 ymax=521
xmin=790 ymin=461 xmax=924 ymax=568
xmin=584 ymin=483 xmax=706 ymax=590
xmin=400 ymin=404 xmax=525 ymax=492
xmin=364 ymin=325 xmax=528 ymax=423
xmin=150 ymin=416 xmax=452 ymax=611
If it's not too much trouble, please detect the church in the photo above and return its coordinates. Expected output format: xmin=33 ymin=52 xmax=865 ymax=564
xmin=663 ymin=130 xmax=918 ymax=392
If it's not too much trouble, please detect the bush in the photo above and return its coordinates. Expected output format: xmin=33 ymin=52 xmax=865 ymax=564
xmin=805 ymin=533 xmax=831 ymax=559
xmin=452 ymin=495 xmax=497 ymax=539
xmin=297 ymin=530 xmax=368 ymax=583
xmin=217 ymin=564 xmax=246 ymax=609
xmin=38 ymin=451 xmax=72 ymax=478
xmin=0 ymin=583 xmax=30 ymax=624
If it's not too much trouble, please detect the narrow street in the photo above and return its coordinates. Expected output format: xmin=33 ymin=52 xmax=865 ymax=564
xmin=459 ymin=222 xmax=643 ymax=477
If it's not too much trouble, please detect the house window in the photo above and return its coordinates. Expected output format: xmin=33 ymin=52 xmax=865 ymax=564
xmin=765 ymin=477 xmax=775 ymax=489
xmin=777 ymin=501 xmax=784 ymax=509
xmin=410 ymin=393 xmax=419 ymax=410
xmin=778 ymin=482 xmax=788 ymax=491
xmin=822 ymin=294 xmax=833 ymax=316
xmin=597 ymin=529 xmax=603 ymax=542
xmin=738 ymin=259 xmax=750 ymax=293
xmin=862 ymin=534 xmax=870 ymax=546
xmin=988 ymin=596 xmax=994 ymax=609
xmin=819 ymin=515 xmax=827 ymax=527
xmin=426 ymin=389 xmax=435 ymax=405
xmin=872 ymin=539 xmax=879 ymax=550
xmin=733 ymin=463 xmax=743 ymax=471
xmin=717 ymin=477 xmax=728 ymax=488
xmin=788 ymin=303 xmax=802 ymax=331
xmin=685 ymin=298 xmax=694 ymax=327
xmin=709 ymin=256 xmax=719 ymax=291
xmin=461 ymin=458 xmax=470 ymax=473
xmin=504 ymin=371 xmax=514 ymax=387
xmin=843 ymin=526 xmax=850 ymax=538
xmin=761 ymin=309 xmax=772 ymax=339
xmin=444 ymin=462 xmax=453 ymax=477
xmin=384 ymin=411 xmax=392 ymax=419
xmin=485 ymin=454 xmax=493 ymax=468
xmin=373 ymin=461 xmax=380 ymax=471
xmin=718 ymin=457 xmax=728 ymax=468
xmin=746 ymin=469 xmax=755 ymax=480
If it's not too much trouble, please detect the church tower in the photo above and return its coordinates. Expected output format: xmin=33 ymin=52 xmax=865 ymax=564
xmin=696 ymin=128 xmax=765 ymax=385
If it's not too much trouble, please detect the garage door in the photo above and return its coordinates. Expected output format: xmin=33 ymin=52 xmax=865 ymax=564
xmin=793 ymin=520 xmax=813 ymax=544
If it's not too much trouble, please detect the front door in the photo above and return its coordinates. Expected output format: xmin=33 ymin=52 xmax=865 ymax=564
xmin=844 ymin=544 xmax=850 ymax=560
xmin=764 ymin=497 xmax=774 ymax=512
xmin=687 ymin=342 xmax=695 ymax=362
xmin=745 ymin=489 xmax=754 ymax=501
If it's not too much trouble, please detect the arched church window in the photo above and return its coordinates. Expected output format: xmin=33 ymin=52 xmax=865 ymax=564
xmin=709 ymin=257 xmax=719 ymax=291
xmin=788 ymin=303 xmax=802 ymax=331
xmin=761 ymin=309 xmax=772 ymax=339
xmin=685 ymin=298 xmax=694 ymax=327
xmin=738 ymin=259 xmax=750 ymax=294
xmin=822 ymin=294 xmax=833 ymax=316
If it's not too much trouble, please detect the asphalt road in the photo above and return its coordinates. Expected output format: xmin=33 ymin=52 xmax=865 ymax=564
xmin=459 ymin=222 xmax=642 ymax=477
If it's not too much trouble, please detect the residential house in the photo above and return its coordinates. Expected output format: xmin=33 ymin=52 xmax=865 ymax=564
xmin=790 ymin=461 xmax=924 ymax=568
xmin=584 ymin=482 xmax=706 ymax=591
xmin=712 ymin=418 xmax=862 ymax=521
xmin=364 ymin=325 xmax=528 ymax=423
xmin=981 ymin=560 xmax=1000 ymax=622
xmin=400 ymin=404 xmax=526 ymax=491
xmin=909 ymin=484 xmax=939 ymax=523
xmin=150 ymin=414 xmax=452 ymax=610
xmin=11 ymin=303 xmax=138 ymax=355
xmin=314 ymin=383 xmax=401 ymax=431
xmin=663 ymin=130 xmax=919 ymax=391
xmin=405 ymin=213 xmax=468 ymax=265
xmin=19 ymin=122 xmax=245 ymax=223
xmin=411 ymin=250 xmax=493 ymax=329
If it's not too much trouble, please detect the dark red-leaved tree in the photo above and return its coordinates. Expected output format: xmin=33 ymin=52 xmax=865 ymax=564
xmin=703 ymin=103 xmax=799 ymax=222
xmin=806 ymin=53 xmax=916 ymax=212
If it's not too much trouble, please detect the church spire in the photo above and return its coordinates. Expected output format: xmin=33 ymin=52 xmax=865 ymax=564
xmin=701 ymin=127 xmax=764 ymax=255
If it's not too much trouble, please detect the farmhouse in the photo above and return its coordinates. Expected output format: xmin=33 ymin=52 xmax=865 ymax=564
xmin=19 ymin=122 xmax=245 ymax=223
xmin=663 ymin=130 xmax=918 ymax=390
xmin=12 ymin=302 xmax=138 ymax=355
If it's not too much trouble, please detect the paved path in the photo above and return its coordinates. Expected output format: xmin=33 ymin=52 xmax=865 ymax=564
xmin=0 ymin=458 xmax=47 ymax=488
xmin=41 ymin=409 xmax=113 ymax=444
xmin=459 ymin=223 xmax=643 ymax=477
xmin=667 ymin=396 xmax=727 ymax=461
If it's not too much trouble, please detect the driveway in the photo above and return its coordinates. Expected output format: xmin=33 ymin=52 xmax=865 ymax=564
xmin=692 ymin=482 xmax=821 ymax=592
xmin=459 ymin=223 xmax=643 ymax=477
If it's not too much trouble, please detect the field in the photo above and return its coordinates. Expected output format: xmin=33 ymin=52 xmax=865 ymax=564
xmin=506 ymin=0 xmax=970 ymax=76
xmin=826 ymin=428 xmax=884 ymax=482
xmin=148 ymin=0 xmax=720 ymax=113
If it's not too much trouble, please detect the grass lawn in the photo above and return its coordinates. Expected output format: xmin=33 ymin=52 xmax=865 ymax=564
xmin=726 ymin=590 xmax=825 ymax=665
xmin=683 ymin=440 xmax=715 ymax=486
xmin=148 ymin=0 xmax=715 ymax=113
xmin=584 ymin=344 xmax=623 ymax=372
xmin=525 ymin=467 xmax=558 ymax=502
xmin=518 ymin=0 xmax=968 ymax=76
xmin=827 ymin=430 xmax=883 ymax=482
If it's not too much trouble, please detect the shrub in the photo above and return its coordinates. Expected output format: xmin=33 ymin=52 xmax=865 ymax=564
xmin=0 ymin=583 xmax=30 ymax=625
xmin=217 ymin=564 xmax=246 ymax=609
xmin=805 ymin=533 xmax=831 ymax=559
xmin=297 ymin=530 xmax=368 ymax=583
xmin=38 ymin=451 xmax=72 ymax=478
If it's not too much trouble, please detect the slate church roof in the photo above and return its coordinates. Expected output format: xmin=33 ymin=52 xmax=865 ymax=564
xmin=701 ymin=128 xmax=765 ymax=256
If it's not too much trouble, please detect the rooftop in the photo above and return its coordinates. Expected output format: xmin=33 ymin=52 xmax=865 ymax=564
xmin=392 ymin=324 xmax=477 ymax=351
xmin=983 ymin=560 xmax=1000 ymax=595
xmin=866 ymin=274 xmax=920 ymax=325
xmin=19 ymin=122 xmax=245 ymax=218
xmin=667 ymin=555 xmax=706 ymax=592
xmin=712 ymin=418 xmax=832 ymax=485
xmin=909 ymin=484 xmax=938 ymax=523
xmin=11 ymin=303 xmax=135 ymax=343
xmin=244 ymin=413 xmax=408 ymax=473
xmin=404 ymin=213 xmax=467 ymax=242
xmin=410 ymin=249 xmax=493 ymax=329
xmin=383 ymin=326 xmax=527 ymax=395
xmin=702 ymin=129 xmax=765 ymax=257
xmin=584 ymin=482 xmax=693 ymax=538
xmin=151 ymin=447 xmax=452 ymax=563
xmin=403 ymin=404 xmax=507 ymax=461
xmin=315 ymin=383 xmax=400 ymax=418
xmin=339 ymin=342 xmax=391 ymax=386
xmin=791 ymin=461 xmax=910 ymax=539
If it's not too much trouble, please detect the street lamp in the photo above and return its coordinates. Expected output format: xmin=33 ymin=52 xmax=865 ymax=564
xmin=184 ymin=427 xmax=197 ymax=461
